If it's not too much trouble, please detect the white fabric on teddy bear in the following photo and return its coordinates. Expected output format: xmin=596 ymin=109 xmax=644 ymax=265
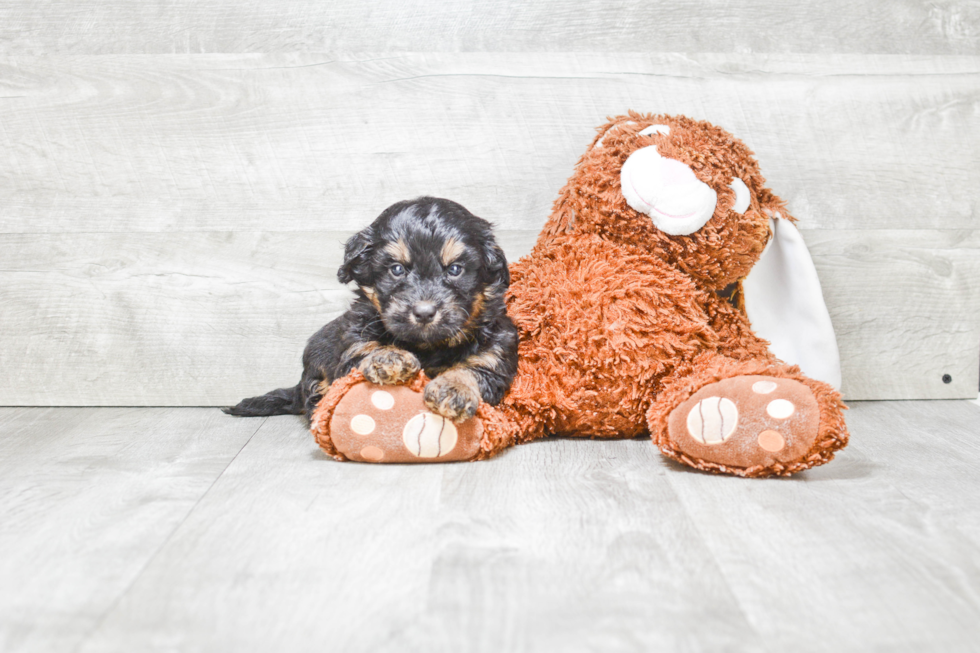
xmin=743 ymin=217 xmax=842 ymax=390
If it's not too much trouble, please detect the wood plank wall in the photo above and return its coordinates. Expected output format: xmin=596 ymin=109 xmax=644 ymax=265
xmin=0 ymin=3 xmax=978 ymax=405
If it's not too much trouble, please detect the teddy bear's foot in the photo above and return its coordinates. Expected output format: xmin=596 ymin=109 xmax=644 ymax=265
xmin=327 ymin=382 xmax=484 ymax=463
xmin=310 ymin=371 xmax=496 ymax=463
xmin=664 ymin=375 xmax=826 ymax=476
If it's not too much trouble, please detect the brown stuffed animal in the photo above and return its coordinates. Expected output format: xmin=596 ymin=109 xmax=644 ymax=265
xmin=311 ymin=113 xmax=849 ymax=477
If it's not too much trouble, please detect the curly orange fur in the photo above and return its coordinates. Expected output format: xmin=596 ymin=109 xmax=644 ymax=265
xmin=312 ymin=113 xmax=850 ymax=477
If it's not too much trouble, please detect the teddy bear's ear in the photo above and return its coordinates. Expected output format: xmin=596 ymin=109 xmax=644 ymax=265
xmin=742 ymin=216 xmax=842 ymax=390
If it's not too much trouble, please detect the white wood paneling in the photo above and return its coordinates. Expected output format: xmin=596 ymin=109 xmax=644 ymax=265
xmin=2 ymin=229 xmax=976 ymax=404
xmin=808 ymin=229 xmax=980 ymax=400
xmin=0 ymin=232 xmax=351 ymax=405
xmin=1 ymin=54 xmax=978 ymax=233
xmin=0 ymin=1 xmax=977 ymax=55
xmin=0 ymin=401 xmax=966 ymax=652
xmin=1 ymin=53 xmax=978 ymax=404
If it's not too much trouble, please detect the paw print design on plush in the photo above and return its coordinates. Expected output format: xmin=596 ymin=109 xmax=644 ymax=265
xmin=328 ymin=381 xmax=483 ymax=463
xmin=402 ymin=413 xmax=458 ymax=457
xmin=684 ymin=396 xmax=739 ymax=444
xmin=666 ymin=375 xmax=820 ymax=470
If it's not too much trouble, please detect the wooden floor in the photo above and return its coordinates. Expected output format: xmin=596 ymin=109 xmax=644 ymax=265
xmin=0 ymin=401 xmax=978 ymax=652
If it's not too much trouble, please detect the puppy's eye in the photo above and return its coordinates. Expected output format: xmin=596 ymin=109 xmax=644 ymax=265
xmin=390 ymin=263 xmax=407 ymax=277
xmin=446 ymin=263 xmax=463 ymax=277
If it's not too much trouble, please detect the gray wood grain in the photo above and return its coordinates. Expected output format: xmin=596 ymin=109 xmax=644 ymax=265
xmin=807 ymin=229 xmax=980 ymax=400
xmin=0 ymin=1 xmax=977 ymax=55
xmin=0 ymin=400 xmax=953 ymax=652
xmin=74 ymin=414 xmax=760 ymax=653
xmin=1 ymin=54 xmax=977 ymax=404
xmin=0 ymin=231 xmax=351 ymax=405
xmin=0 ymin=407 xmax=261 ymax=653
xmin=662 ymin=399 xmax=980 ymax=652
xmin=0 ymin=54 xmax=977 ymax=233
xmin=77 ymin=413 xmax=455 ymax=653
xmin=1 ymin=229 xmax=976 ymax=404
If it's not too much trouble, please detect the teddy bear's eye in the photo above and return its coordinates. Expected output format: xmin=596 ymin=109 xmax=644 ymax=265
xmin=729 ymin=178 xmax=751 ymax=214
xmin=638 ymin=124 xmax=671 ymax=137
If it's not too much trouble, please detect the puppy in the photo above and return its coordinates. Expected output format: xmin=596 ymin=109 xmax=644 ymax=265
xmin=224 ymin=196 xmax=519 ymax=424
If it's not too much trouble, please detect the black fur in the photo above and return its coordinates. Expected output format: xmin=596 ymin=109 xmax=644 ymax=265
xmin=224 ymin=197 xmax=519 ymax=423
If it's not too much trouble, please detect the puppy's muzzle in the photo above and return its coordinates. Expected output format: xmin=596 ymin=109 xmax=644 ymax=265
xmin=411 ymin=301 xmax=439 ymax=325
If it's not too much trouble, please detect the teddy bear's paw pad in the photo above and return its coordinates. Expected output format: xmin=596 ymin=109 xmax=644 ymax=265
xmin=684 ymin=396 xmax=740 ymax=444
xmin=329 ymin=382 xmax=483 ymax=463
xmin=666 ymin=375 xmax=819 ymax=470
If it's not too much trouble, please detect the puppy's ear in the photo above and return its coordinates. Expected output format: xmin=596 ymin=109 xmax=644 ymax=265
xmin=337 ymin=226 xmax=375 ymax=285
xmin=481 ymin=242 xmax=510 ymax=290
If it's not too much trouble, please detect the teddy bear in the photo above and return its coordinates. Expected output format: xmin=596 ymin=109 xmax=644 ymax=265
xmin=310 ymin=112 xmax=850 ymax=477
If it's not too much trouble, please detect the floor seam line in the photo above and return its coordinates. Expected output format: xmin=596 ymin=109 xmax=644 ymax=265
xmin=71 ymin=414 xmax=269 ymax=653
xmin=662 ymin=471 xmax=769 ymax=650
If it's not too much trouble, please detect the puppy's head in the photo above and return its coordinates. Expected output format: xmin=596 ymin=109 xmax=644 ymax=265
xmin=338 ymin=197 xmax=508 ymax=346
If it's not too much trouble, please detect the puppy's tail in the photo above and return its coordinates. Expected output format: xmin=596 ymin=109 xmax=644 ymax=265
xmin=222 ymin=384 xmax=302 ymax=417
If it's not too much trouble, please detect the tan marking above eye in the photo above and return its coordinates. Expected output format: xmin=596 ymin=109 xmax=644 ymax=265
xmin=440 ymin=237 xmax=466 ymax=266
xmin=383 ymin=239 xmax=411 ymax=263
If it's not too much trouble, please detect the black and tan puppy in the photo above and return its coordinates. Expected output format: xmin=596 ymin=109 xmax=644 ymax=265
xmin=224 ymin=197 xmax=519 ymax=424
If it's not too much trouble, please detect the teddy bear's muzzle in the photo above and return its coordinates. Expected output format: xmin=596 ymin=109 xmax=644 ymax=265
xmin=620 ymin=145 xmax=719 ymax=236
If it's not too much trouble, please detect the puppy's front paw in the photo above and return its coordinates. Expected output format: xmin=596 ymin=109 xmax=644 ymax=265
xmin=424 ymin=369 xmax=481 ymax=422
xmin=358 ymin=347 xmax=420 ymax=385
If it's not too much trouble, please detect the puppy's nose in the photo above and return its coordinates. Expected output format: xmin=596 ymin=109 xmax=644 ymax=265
xmin=412 ymin=301 xmax=438 ymax=324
